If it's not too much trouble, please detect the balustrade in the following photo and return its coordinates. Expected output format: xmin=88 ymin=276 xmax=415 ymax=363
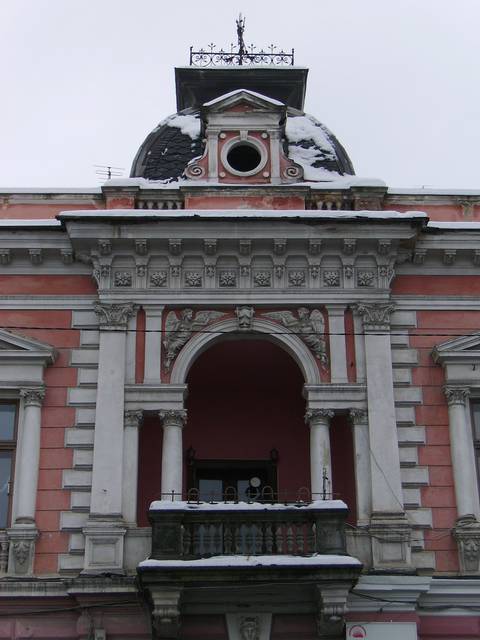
xmin=149 ymin=500 xmax=348 ymax=560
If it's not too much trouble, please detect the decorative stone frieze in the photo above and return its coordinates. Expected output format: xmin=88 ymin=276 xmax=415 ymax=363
xmin=28 ymin=248 xmax=42 ymax=265
xmin=168 ymin=239 xmax=182 ymax=255
xmin=343 ymin=239 xmax=356 ymax=255
xmin=184 ymin=271 xmax=202 ymax=287
xmin=135 ymin=239 xmax=148 ymax=255
xmin=264 ymin=308 xmax=328 ymax=365
xmin=354 ymin=302 xmax=395 ymax=331
xmin=163 ymin=309 xmax=225 ymax=371
xmin=344 ymin=265 xmax=354 ymax=279
xmin=308 ymin=239 xmax=322 ymax=255
xmin=444 ymin=386 xmax=470 ymax=406
xmin=357 ymin=270 xmax=375 ymax=287
xmin=288 ymin=270 xmax=306 ymax=287
xmin=310 ymin=264 xmax=320 ymax=279
xmin=323 ymin=270 xmax=340 ymax=287
xmin=454 ymin=516 xmax=480 ymax=575
xmin=273 ymin=239 xmax=286 ymax=255
xmin=219 ymin=270 xmax=237 ymax=287
xmin=235 ymin=306 xmax=254 ymax=331
xmin=114 ymin=271 xmax=132 ymax=287
xmin=203 ymin=239 xmax=217 ymax=255
xmin=7 ymin=526 xmax=38 ymax=577
xmin=170 ymin=265 xmax=181 ymax=277
xmin=253 ymin=271 xmax=271 ymax=287
xmin=274 ymin=265 xmax=284 ymax=279
xmin=136 ymin=264 xmax=147 ymax=278
xmin=93 ymin=302 xmax=137 ymax=329
xmin=150 ymin=271 xmax=168 ymax=287
xmin=226 ymin=613 xmax=272 ymax=640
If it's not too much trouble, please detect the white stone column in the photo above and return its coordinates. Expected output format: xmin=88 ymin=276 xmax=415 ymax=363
xmin=305 ymin=409 xmax=334 ymax=499
xmin=355 ymin=302 xmax=411 ymax=572
xmin=445 ymin=388 xmax=480 ymax=520
xmin=15 ymin=388 xmax=44 ymax=523
xmin=355 ymin=303 xmax=404 ymax=513
xmin=143 ymin=305 xmax=163 ymax=383
xmin=122 ymin=410 xmax=143 ymax=524
xmin=83 ymin=302 xmax=136 ymax=573
xmin=7 ymin=388 xmax=44 ymax=576
xmin=326 ymin=304 xmax=348 ymax=383
xmin=160 ymin=410 xmax=187 ymax=499
xmin=349 ymin=409 xmax=372 ymax=524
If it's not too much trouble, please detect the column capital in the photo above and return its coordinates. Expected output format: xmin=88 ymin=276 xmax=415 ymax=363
xmin=94 ymin=302 xmax=138 ymax=329
xmin=20 ymin=388 xmax=45 ymax=407
xmin=124 ymin=410 xmax=143 ymax=429
xmin=353 ymin=302 xmax=395 ymax=331
xmin=305 ymin=408 xmax=334 ymax=426
xmin=349 ymin=408 xmax=368 ymax=425
xmin=159 ymin=409 xmax=187 ymax=428
xmin=444 ymin=386 xmax=470 ymax=406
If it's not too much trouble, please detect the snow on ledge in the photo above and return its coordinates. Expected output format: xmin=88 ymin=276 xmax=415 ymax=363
xmin=149 ymin=499 xmax=347 ymax=512
xmin=427 ymin=221 xmax=480 ymax=230
xmin=203 ymin=89 xmax=284 ymax=107
xmin=57 ymin=209 xmax=428 ymax=221
xmin=138 ymin=554 xmax=361 ymax=569
xmin=0 ymin=219 xmax=62 ymax=228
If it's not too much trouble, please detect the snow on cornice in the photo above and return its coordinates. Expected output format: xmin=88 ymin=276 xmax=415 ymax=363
xmin=388 ymin=187 xmax=480 ymax=196
xmin=149 ymin=499 xmax=347 ymax=511
xmin=203 ymin=88 xmax=284 ymax=107
xmin=138 ymin=554 xmax=362 ymax=569
xmin=56 ymin=209 xmax=427 ymax=222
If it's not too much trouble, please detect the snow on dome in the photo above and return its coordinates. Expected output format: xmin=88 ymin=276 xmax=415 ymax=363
xmin=163 ymin=114 xmax=201 ymax=140
xmin=286 ymin=115 xmax=336 ymax=156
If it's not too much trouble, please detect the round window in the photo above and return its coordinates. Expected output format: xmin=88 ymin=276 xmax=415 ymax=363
xmin=226 ymin=143 xmax=262 ymax=173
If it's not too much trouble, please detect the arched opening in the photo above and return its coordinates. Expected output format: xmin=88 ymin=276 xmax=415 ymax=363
xmin=183 ymin=339 xmax=308 ymax=500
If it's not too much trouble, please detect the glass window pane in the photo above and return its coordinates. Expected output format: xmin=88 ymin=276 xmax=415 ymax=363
xmin=472 ymin=403 xmax=480 ymax=440
xmin=0 ymin=451 xmax=12 ymax=528
xmin=0 ymin=405 xmax=15 ymax=440
xmin=199 ymin=479 xmax=223 ymax=501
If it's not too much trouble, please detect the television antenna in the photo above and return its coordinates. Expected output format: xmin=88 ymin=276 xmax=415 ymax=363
xmin=94 ymin=165 xmax=124 ymax=181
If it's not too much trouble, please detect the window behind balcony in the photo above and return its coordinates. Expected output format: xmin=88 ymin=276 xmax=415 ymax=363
xmin=471 ymin=402 xmax=480 ymax=492
xmin=0 ymin=403 xmax=17 ymax=528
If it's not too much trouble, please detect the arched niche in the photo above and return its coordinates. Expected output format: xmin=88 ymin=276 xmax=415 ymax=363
xmin=170 ymin=317 xmax=321 ymax=386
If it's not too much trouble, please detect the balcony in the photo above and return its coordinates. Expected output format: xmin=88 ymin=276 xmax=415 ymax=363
xmin=137 ymin=498 xmax=362 ymax=638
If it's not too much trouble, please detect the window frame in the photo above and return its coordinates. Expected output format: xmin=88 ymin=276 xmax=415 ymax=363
xmin=0 ymin=401 xmax=19 ymax=529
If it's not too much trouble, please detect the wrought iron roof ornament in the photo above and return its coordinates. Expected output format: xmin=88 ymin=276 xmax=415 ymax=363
xmin=189 ymin=14 xmax=294 ymax=67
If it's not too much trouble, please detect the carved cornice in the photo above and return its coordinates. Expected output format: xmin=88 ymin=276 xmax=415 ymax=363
xmin=353 ymin=302 xmax=395 ymax=331
xmin=305 ymin=409 xmax=334 ymax=425
xmin=159 ymin=410 xmax=187 ymax=428
xmin=20 ymin=388 xmax=45 ymax=407
xmin=93 ymin=302 xmax=138 ymax=329
xmin=349 ymin=408 xmax=368 ymax=425
xmin=444 ymin=386 xmax=470 ymax=406
xmin=124 ymin=410 xmax=143 ymax=429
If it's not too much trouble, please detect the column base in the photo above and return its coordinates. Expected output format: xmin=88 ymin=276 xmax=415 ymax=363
xmin=82 ymin=518 xmax=126 ymax=574
xmin=453 ymin=515 xmax=480 ymax=575
xmin=7 ymin=524 xmax=38 ymax=576
xmin=369 ymin=511 xmax=412 ymax=573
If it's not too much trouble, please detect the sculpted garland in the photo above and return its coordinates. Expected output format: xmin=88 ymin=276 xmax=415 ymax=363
xmin=162 ymin=306 xmax=328 ymax=371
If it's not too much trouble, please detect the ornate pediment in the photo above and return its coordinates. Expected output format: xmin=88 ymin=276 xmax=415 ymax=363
xmin=432 ymin=333 xmax=480 ymax=364
xmin=0 ymin=329 xmax=56 ymax=363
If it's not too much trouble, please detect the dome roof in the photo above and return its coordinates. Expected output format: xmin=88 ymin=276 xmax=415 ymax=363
xmin=130 ymin=108 xmax=354 ymax=183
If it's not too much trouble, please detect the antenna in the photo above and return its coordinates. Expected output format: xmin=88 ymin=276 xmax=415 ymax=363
xmin=94 ymin=165 xmax=124 ymax=182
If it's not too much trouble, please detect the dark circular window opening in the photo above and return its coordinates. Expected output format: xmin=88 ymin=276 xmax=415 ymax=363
xmin=226 ymin=143 xmax=262 ymax=173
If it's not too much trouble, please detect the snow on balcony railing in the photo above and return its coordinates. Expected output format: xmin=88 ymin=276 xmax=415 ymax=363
xmin=148 ymin=495 xmax=349 ymax=561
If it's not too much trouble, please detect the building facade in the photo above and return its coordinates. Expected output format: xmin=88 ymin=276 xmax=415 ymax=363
xmin=0 ymin=53 xmax=480 ymax=640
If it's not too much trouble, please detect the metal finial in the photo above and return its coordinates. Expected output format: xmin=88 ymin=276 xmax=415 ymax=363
xmin=189 ymin=15 xmax=294 ymax=67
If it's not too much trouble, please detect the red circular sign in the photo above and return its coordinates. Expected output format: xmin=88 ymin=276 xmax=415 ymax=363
xmin=348 ymin=625 xmax=367 ymax=639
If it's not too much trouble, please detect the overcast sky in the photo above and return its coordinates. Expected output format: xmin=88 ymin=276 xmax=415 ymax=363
xmin=0 ymin=0 xmax=479 ymax=189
